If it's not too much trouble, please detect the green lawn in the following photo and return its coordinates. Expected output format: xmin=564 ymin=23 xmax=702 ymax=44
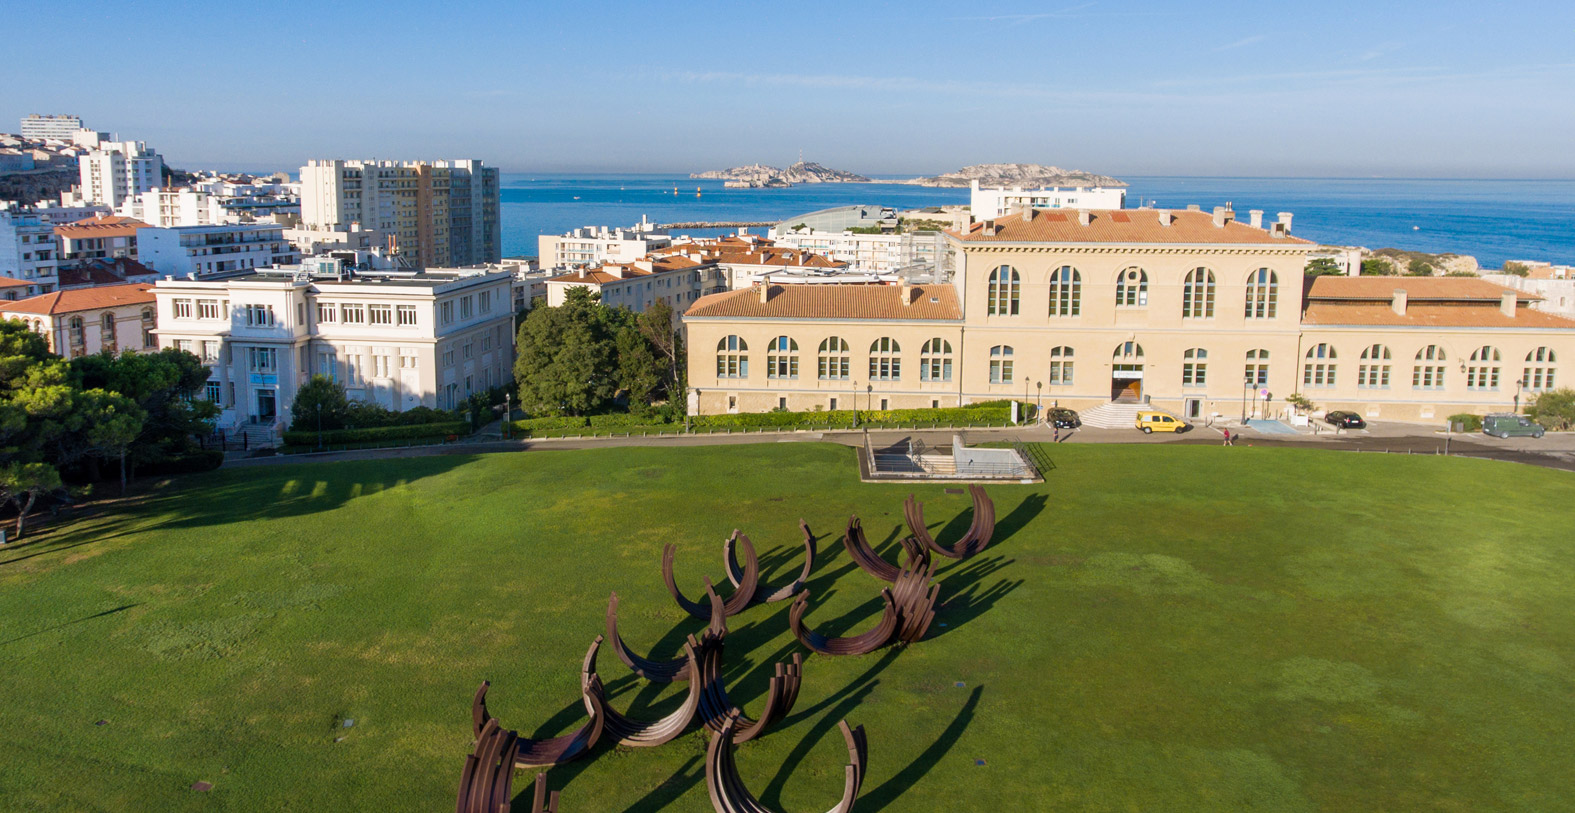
xmin=2 ymin=444 xmax=1573 ymax=811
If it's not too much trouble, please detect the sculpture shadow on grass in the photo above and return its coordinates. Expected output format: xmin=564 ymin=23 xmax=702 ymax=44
xmin=928 ymin=555 xmax=1023 ymax=639
xmin=858 ymin=685 xmax=984 ymax=812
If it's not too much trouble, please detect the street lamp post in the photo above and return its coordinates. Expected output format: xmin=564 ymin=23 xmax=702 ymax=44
xmin=504 ymin=391 xmax=511 ymax=439
xmin=1514 ymin=377 xmax=1526 ymax=413
xmin=851 ymin=380 xmax=858 ymax=427
xmin=866 ymin=384 xmax=873 ymax=414
xmin=1036 ymin=381 xmax=1043 ymax=422
xmin=1241 ymin=373 xmax=1252 ymax=424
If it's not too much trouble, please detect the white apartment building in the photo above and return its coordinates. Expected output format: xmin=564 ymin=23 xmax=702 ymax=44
xmin=152 ymin=263 xmax=515 ymax=440
xmin=1482 ymin=265 xmax=1575 ymax=320
xmin=767 ymin=229 xmax=945 ymax=274
xmin=538 ymin=220 xmax=673 ymax=268
xmin=139 ymin=224 xmax=301 ymax=277
xmin=0 ymin=283 xmax=157 ymax=358
xmin=545 ymin=253 xmax=726 ymax=316
xmin=968 ymin=179 xmax=1126 ymax=220
xmin=299 ymin=159 xmax=501 ymax=267
xmin=19 ymin=114 xmax=83 ymax=140
xmin=78 ymin=140 xmax=164 ymax=208
xmin=0 ymin=205 xmax=62 ymax=294
xmin=130 ymin=187 xmax=227 ymax=227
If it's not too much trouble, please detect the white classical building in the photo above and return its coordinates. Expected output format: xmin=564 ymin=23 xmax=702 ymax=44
xmin=968 ymin=179 xmax=1126 ymax=220
xmin=538 ymin=220 xmax=673 ymax=268
xmin=767 ymin=229 xmax=945 ymax=274
xmin=78 ymin=139 xmax=164 ymax=208
xmin=139 ymin=224 xmax=301 ymax=277
xmin=152 ymin=262 xmax=515 ymax=441
xmin=19 ymin=114 xmax=83 ymax=140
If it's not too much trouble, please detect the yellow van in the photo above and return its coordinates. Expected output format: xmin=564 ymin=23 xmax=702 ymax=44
xmin=1135 ymin=411 xmax=1186 ymax=433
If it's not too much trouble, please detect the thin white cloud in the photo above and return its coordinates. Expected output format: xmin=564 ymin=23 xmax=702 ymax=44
xmin=953 ymin=3 xmax=1098 ymax=23
xmin=1212 ymin=35 xmax=1267 ymax=52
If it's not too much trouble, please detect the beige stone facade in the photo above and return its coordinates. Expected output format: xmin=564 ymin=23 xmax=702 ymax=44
xmin=684 ymin=207 xmax=1575 ymax=422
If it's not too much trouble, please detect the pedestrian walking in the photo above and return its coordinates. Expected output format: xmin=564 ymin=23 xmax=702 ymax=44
xmin=1222 ymin=428 xmax=1232 ymax=446
xmin=1053 ymin=425 xmax=1060 ymax=443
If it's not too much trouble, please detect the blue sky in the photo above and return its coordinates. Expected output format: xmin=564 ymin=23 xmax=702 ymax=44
xmin=6 ymin=0 xmax=1574 ymax=177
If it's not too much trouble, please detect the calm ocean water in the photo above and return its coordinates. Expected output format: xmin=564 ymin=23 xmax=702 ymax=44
xmin=501 ymin=175 xmax=1575 ymax=268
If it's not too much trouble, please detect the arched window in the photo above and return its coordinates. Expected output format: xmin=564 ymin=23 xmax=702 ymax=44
xmin=817 ymin=336 xmax=849 ymax=380
xmin=69 ymin=316 xmax=85 ymax=345
xmin=1245 ymin=268 xmax=1278 ymax=319
xmin=766 ymin=336 xmax=799 ymax=379
xmin=1525 ymin=347 xmax=1557 ymax=391
xmin=1303 ymin=343 xmax=1337 ymax=387
xmin=141 ymin=307 xmax=154 ymax=323
xmin=1049 ymin=346 xmax=1074 ymax=385
xmin=1048 ymin=266 xmax=1081 ymax=317
xmin=1183 ymin=268 xmax=1215 ymax=319
xmin=1413 ymin=345 xmax=1446 ymax=389
xmin=716 ymin=335 xmax=748 ymax=378
xmin=869 ymin=337 xmax=900 ymax=381
xmin=1358 ymin=344 xmax=1392 ymax=388
xmin=920 ymin=338 xmax=952 ymax=382
xmin=1245 ymin=349 xmax=1270 ymax=387
xmin=989 ymin=345 xmax=1014 ymax=384
xmin=101 ymin=313 xmax=115 ymax=331
xmin=1466 ymin=346 xmax=1501 ymax=390
xmin=1113 ymin=341 xmax=1145 ymax=362
xmin=1183 ymin=348 xmax=1208 ymax=386
xmin=986 ymin=265 xmax=1019 ymax=316
xmin=1116 ymin=267 xmax=1148 ymax=307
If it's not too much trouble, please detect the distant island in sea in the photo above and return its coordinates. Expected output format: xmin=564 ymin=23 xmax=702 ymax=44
xmin=689 ymin=161 xmax=1126 ymax=189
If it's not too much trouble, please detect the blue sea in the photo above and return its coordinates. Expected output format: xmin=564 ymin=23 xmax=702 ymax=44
xmin=500 ymin=175 xmax=1575 ymax=269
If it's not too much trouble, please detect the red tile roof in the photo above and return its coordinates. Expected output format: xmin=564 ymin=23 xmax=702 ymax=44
xmin=53 ymin=215 xmax=151 ymax=239
xmin=0 ymin=276 xmax=32 ymax=289
xmin=0 ymin=283 xmax=155 ymax=315
xmin=952 ymin=208 xmax=1313 ymax=245
xmin=550 ymin=254 xmax=710 ymax=285
xmin=686 ymin=283 xmax=961 ymax=321
xmin=1305 ymin=276 xmax=1540 ymax=301
xmin=1301 ymin=301 xmax=1575 ymax=329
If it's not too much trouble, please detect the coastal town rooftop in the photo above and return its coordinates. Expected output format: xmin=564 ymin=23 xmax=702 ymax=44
xmin=952 ymin=206 xmax=1313 ymax=245
xmin=687 ymin=282 xmax=961 ymax=321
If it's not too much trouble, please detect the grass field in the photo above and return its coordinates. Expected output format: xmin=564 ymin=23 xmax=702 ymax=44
xmin=2 ymin=443 xmax=1573 ymax=811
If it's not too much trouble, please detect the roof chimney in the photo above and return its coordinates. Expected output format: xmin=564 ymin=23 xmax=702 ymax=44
xmin=900 ymin=276 xmax=912 ymax=306
xmin=1249 ymin=210 xmax=1263 ymax=229
xmin=758 ymin=282 xmax=770 ymax=304
xmin=1501 ymin=290 xmax=1517 ymax=318
xmin=1021 ymin=205 xmax=1033 ymax=223
xmin=1186 ymin=204 xmax=1201 ymax=211
xmin=1157 ymin=209 xmax=1172 ymax=227
xmin=1212 ymin=206 xmax=1232 ymax=227
xmin=1277 ymin=212 xmax=1293 ymax=232
xmin=1391 ymin=288 xmax=1408 ymax=316
xmin=1078 ymin=209 xmax=1092 ymax=226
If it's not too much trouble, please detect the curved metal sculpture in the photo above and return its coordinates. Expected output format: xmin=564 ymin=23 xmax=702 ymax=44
xmin=455 ymin=716 xmax=519 ymax=813
xmin=842 ymin=516 xmax=927 ymax=582
xmin=889 ymin=555 xmax=940 ymax=645
xmin=665 ymin=542 xmax=759 ymax=620
xmin=724 ymin=519 xmax=817 ymax=604
xmin=582 ymin=634 xmax=701 ymax=748
xmin=695 ymin=633 xmax=804 ymax=742
xmin=471 ymin=680 xmax=604 ymax=768
xmin=789 ymin=589 xmax=900 ymax=656
xmin=706 ymin=710 xmax=868 ymax=813
xmin=904 ymin=485 xmax=996 ymax=560
xmin=605 ymin=585 xmax=725 ymax=683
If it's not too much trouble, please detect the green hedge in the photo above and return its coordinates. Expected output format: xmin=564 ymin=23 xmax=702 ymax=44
xmin=510 ymin=416 xmax=590 ymax=433
xmin=140 ymin=450 xmax=225 ymax=476
xmin=1448 ymin=413 xmax=1483 ymax=432
xmin=283 ymin=421 xmax=470 ymax=446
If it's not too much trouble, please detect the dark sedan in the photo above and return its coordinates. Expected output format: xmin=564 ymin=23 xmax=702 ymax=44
xmin=1048 ymin=408 xmax=1081 ymax=429
xmin=1324 ymin=410 xmax=1366 ymax=429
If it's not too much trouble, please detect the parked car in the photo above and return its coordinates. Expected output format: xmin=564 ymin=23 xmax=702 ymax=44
xmin=1135 ymin=411 xmax=1187 ymax=433
xmin=1482 ymin=413 xmax=1545 ymax=438
xmin=1048 ymin=407 xmax=1081 ymax=429
xmin=1323 ymin=411 xmax=1366 ymax=429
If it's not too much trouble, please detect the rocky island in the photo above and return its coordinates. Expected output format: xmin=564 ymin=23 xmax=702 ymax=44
xmin=691 ymin=161 xmax=871 ymax=188
xmin=901 ymin=162 xmax=1126 ymax=188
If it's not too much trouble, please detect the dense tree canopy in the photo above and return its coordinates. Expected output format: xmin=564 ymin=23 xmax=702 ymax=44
xmin=513 ymin=288 xmax=679 ymax=416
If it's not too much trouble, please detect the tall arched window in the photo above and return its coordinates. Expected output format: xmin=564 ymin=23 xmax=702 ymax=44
xmin=869 ymin=337 xmax=900 ymax=381
xmin=766 ymin=336 xmax=799 ymax=379
xmin=1113 ymin=341 xmax=1146 ymax=362
xmin=101 ymin=313 xmax=115 ymax=331
xmin=69 ymin=316 xmax=85 ymax=345
xmin=1183 ymin=268 xmax=1215 ymax=319
xmin=1466 ymin=346 xmax=1501 ymax=390
xmin=1525 ymin=347 xmax=1557 ymax=391
xmin=1245 ymin=349 xmax=1270 ymax=387
xmin=1413 ymin=345 xmax=1446 ymax=389
xmin=1116 ymin=267 xmax=1148 ymax=307
xmin=1358 ymin=344 xmax=1392 ymax=388
xmin=989 ymin=345 xmax=1014 ymax=384
xmin=716 ymin=335 xmax=748 ymax=378
xmin=920 ymin=338 xmax=952 ymax=382
xmin=1303 ymin=343 xmax=1337 ymax=387
xmin=1048 ymin=266 xmax=1082 ymax=317
xmin=817 ymin=337 xmax=849 ymax=380
xmin=1183 ymin=348 xmax=1208 ymax=386
xmin=1049 ymin=346 xmax=1074 ymax=385
xmin=1245 ymin=268 xmax=1278 ymax=319
xmin=986 ymin=266 xmax=1019 ymax=316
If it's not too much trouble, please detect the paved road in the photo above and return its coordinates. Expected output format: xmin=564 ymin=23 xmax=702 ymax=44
xmin=226 ymin=420 xmax=1575 ymax=473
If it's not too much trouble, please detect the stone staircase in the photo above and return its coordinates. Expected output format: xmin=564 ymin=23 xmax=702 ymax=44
xmin=235 ymin=423 xmax=280 ymax=449
xmin=1076 ymin=401 xmax=1155 ymax=429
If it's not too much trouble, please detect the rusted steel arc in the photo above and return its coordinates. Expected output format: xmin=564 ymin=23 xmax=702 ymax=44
xmin=457 ymin=716 xmax=519 ymax=813
xmin=842 ymin=516 xmax=903 ymax=582
xmin=905 ymin=486 xmax=996 ymax=560
xmin=467 ymin=680 xmax=603 ymax=768
xmin=705 ymin=712 xmax=867 ymax=813
xmin=789 ymin=589 xmax=899 ymax=656
xmin=725 ymin=520 xmax=817 ymax=604
xmin=606 ymin=592 xmax=691 ymax=683
xmin=695 ymin=634 xmax=803 ymax=742
xmin=665 ymin=544 xmax=759 ymax=620
xmin=531 ymin=773 xmax=560 ymax=813
xmin=582 ymin=634 xmax=701 ymax=747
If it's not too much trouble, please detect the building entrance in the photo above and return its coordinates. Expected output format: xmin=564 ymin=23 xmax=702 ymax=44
xmin=1110 ymin=341 xmax=1146 ymax=402
xmin=256 ymin=388 xmax=277 ymax=422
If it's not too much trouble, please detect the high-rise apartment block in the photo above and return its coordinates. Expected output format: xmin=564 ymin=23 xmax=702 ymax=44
xmin=78 ymin=140 xmax=165 ymax=208
xmin=19 ymin=114 xmax=84 ymax=140
xmin=299 ymin=159 xmax=501 ymax=268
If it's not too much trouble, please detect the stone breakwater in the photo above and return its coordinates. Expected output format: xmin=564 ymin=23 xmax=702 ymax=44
xmin=657 ymin=221 xmax=775 ymax=229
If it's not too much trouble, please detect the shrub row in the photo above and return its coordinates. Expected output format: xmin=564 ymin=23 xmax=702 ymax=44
xmin=139 ymin=450 xmax=225 ymax=476
xmin=507 ymin=403 xmax=1018 ymax=436
xmin=1448 ymin=413 xmax=1483 ymax=432
xmin=283 ymin=421 xmax=471 ymax=446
